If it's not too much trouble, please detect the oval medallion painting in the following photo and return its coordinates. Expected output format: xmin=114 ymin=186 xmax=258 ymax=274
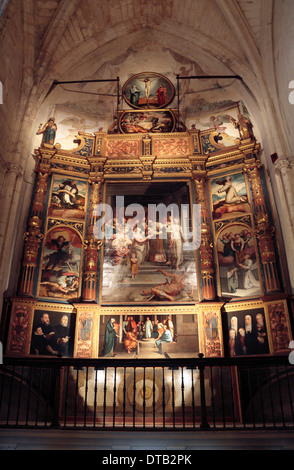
xmin=123 ymin=72 xmax=175 ymax=109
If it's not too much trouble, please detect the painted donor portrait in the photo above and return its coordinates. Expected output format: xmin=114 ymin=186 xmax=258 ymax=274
xmin=38 ymin=226 xmax=83 ymax=300
xmin=216 ymin=223 xmax=261 ymax=299
xmin=226 ymin=308 xmax=269 ymax=357
xmin=123 ymin=72 xmax=175 ymax=109
xmin=98 ymin=182 xmax=199 ymax=304
xmin=30 ymin=309 xmax=75 ymax=357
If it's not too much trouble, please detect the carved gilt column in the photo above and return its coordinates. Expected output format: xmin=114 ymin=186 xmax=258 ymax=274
xmin=83 ymin=177 xmax=103 ymax=302
xmin=19 ymin=149 xmax=52 ymax=296
xmin=245 ymin=160 xmax=281 ymax=293
xmin=193 ymin=176 xmax=216 ymax=300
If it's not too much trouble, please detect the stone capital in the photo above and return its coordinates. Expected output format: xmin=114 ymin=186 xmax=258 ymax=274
xmin=274 ymin=157 xmax=292 ymax=174
xmin=7 ymin=162 xmax=24 ymax=177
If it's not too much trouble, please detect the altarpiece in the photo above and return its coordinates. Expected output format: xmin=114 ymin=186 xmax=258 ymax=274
xmin=3 ymin=73 xmax=293 ymax=362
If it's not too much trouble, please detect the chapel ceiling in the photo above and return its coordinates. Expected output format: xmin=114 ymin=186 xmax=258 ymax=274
xmin=27 ymin=0 xmax=271 ymax=151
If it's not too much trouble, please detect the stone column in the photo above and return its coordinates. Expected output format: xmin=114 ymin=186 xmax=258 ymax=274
xmin=193 ymin=177 xmax=216 ymax=300
xmin=245 ymin=160 xmax=280 ymax=293
xmin=0 ymin=163 xmax=24 ymax=306
xmin=274 ymin=157 xmax=294 ymax=231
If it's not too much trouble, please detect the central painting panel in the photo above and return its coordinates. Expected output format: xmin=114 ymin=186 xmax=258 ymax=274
xmin=99 ymin=181 xmax=199 ymax=304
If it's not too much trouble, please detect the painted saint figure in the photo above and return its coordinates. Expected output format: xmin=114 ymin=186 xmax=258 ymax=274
xmin=53 ymin=315 xmax=70 ymax=357
xmin=102 ymin=318 xmax=119 ymax=357
xmin=129 ymin=84 xmax=140 ymax=106
xmin=215 ymin=176 xmax=246 ymax=204
xmin=230 ymin=113 xmax=254 ymax=140
xmin=145 ymin=317 xmax=153 ymax=338
xmin=156 ymin=83 xmax=168 ymax=106
xmin=37 ymin=117 xmax=57 ymax=145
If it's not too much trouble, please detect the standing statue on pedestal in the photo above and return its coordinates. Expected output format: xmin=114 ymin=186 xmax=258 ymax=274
xmin=37 ymin=117 xmax=57 ymax=145
xmin=230 ymin=113 xmax=254 ymax=140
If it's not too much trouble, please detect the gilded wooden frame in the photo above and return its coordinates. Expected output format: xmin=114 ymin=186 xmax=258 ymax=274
xmin=264 ymin=298 xmax=293 ymax=354
xmin=5 ymin=299 xmax=75 ymax=357
xmin=118 ymin=109 xmax=176 ymax=134
xmin=222 ymin=300 xmax=272 ymax=356
xmin=122 ymin=72 xmax=175 ymax=109
xmin=98 ymin=178 xmax=201 ymax=305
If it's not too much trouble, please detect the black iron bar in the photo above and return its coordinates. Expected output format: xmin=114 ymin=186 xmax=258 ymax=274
xmin=123 ymin=367 xmax=126 ymax=428
xmin=45 ymin=368 xmax=51 ymax=427
xmin=133 ymin=367 xmax=136 ymax=428
xmin=25 ymin=366 xmax=33 ymax=426
xmin=63 ymin=366 xmax=70 ymax=428
xmin=176 ymin=74 xmax=242 ymax=81
xmin=248 ymin=366 xmax=256 ymax=428
xmin=152 ymin=367 xmax=156 ymax=429
xmin=35 ymin=367 xmax=42 ymax=427
xmin=256 ymin=365 xmax=266 ymax=428
xmin=15 ymin=365 xmax=24 ymax=425
xmin=113 ymin=367 xmax=117 ymax=428
xmin=171 ymin=367 xmax=175 ymax=428
xmin=210 ymin=366 xmax=216 ymax=428
xmin=229 ymin=367 xmax=236 ymax=429
xmin=143 ymin=367 xmax=146 ymax=428
xmin=181 ymin=366 xmax=185 ymax=429
xmin=51 ymin=366 xmax=62 ymax=429
xmin=45 ymin=77 xmax=120 ymax=102
xmin=93 ymin=367 xmax=99 ymax=429
xmin=220 ymin=366 xmax=225 ymax=428
xmin=103 ymin=367 xmax=107 ymax=428
xmin=276 ymin=364 xmax=285 ymax=427
xmin=74 ymin=367 xmax=80 ymax=428
xmin=198 ymin=362 xmax=210 ymax=430
xmin=84 ymin=366 xmax=89 ymax=428
xmin=162 ymin=366 xmax=166 ymax=428
xmin=285 ymin=364 xmax=294 ymax=427
xmin=266 ymin=364 xmax=276 ymax=428
xmin=0 ymin=366 xmax=6 ymax=422
xmin=6 ymin=364 xmax=15 ymax=425
xmin=190 ymin=368 xmax=196 ymax=429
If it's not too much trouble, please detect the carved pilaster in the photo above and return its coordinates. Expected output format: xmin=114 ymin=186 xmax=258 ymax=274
xmin=142 ymin=134 xmax=152 ymax=156
xmin=83 ymin=177 xmax=104 ymax=301
xmin=19 ymin=216 xmax=43 ymax=296
xmin=31 ymin=171 xmax=50 ymax=219
xmin=18 ymin=154 xmax=52 ymax=297
xmin=193 ymin=176 xmax=216 ymax=300
xmin=245 ymin=161 xmax=280 ymax=293
xmin=139 ymin=155 xmax=156 ymax=181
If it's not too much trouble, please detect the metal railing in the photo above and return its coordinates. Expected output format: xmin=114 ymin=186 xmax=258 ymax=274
xmin=0 ymin=355 xmax=294 ymax=431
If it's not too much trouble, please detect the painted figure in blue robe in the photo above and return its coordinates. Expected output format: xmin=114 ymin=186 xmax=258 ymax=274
xmin=102 ymin=318 xmax=118 ymax=357
xmin=155 ymin=328 xmax=173 ymax=351
xmin=37 ymin=117 xmax=57 ymax=145
xmin=129 ymin=85 xmax=140 ymax=106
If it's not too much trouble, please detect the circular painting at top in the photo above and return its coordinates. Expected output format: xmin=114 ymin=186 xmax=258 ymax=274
xmin=122 ymin=72 xmax=175 ymax=109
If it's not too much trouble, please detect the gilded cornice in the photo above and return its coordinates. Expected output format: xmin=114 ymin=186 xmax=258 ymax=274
xmin=34 ymin=130 xmax=261 ymax=181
